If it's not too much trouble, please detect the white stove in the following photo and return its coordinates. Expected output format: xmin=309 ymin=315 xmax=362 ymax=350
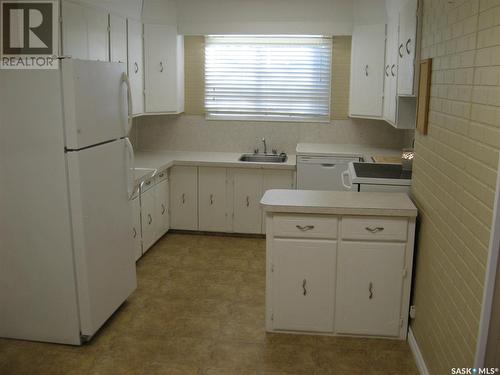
xmin=343 ymin=162 xmax=412 ymax=193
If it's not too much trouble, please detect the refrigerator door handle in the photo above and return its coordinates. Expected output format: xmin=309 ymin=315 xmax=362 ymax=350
xmin=125 ymin=138 xmax=135 ymax=200
xmin=122 ymin=73 xmax=133 ymax=135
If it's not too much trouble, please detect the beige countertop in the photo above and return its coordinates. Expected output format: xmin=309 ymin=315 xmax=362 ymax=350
xmin=133 ymin=150 xmax=297 ymax=183
xmin=261 ymin=189 xmax=417 ymax=217
xmin=296 ymin=143 xmax=403 ymax=162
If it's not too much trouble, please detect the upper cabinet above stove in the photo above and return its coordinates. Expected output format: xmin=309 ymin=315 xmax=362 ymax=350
xmin=349 ymin=0 xmax=420 ymax=129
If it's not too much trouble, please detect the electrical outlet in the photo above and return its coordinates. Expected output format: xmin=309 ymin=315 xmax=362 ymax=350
xmin=409 ymin=305 xmax=416 ymax=319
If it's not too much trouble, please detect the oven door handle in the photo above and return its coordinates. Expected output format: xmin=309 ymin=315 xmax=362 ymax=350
xmin=341 ymin=170 xmax=353 ymax=191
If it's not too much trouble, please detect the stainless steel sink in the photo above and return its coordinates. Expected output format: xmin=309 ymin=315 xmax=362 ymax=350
xmin=239 ymin=153 xmax=288 ymax=163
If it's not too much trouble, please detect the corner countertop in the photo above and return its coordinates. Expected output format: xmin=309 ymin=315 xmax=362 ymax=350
xmin=261 ymin=189 xmax=417 ymax=217
xmin=296 ymin=143 xmax=403 ymax=161
xmin=133 ymin=150 xmax=297 ymax=182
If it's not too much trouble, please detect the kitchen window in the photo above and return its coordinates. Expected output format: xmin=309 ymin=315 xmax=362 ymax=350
xmin=205 ymin=35 xmax=332 ymax=122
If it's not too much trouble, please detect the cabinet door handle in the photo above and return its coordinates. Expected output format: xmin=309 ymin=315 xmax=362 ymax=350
xmin=320 ymin=163 xmax=335 ymax=168
xmin=160 ymin=61 xmax=164 ymax=72
xmin=385 ymin=65 xmax=389 ymax=77
xmin=365 ymin=64 xmax=369 ymax=77
xmin=369 ymin=282 xmax=374 ymax=299
xmin=296 ymin=225 xmax=314 ymax=231
xmin=210 ymin=194 xmax=214 ymax=205
xmin=182 ymin=193 xmax=185 ymax=204
xmin=161 ymin=204 xmax=166 ymax=215
xmin=132 ymin=227 xmax=137 ymax=238
xmin=302 ymin=279 xmax=307 ymax=296
xmin=134 ymin=62 xmax=139 ymax=74
xmin=148 ymin=214 xmax=152 ymax=225
xmin=391 ymin=64 xmax=396 ymax=77
xmin=406 ymin=38 xmax=411 ymax=54
xmin=365 ymin=226 xmax=384 ymax=233
xmin=246 ymin=196 xmax=250 ymax=207
xmin=399 ymin=43 xmax=404 ymax=58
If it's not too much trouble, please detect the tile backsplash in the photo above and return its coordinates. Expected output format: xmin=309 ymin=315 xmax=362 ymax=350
xmin=133 ymin=114 xmax=412 ymax=153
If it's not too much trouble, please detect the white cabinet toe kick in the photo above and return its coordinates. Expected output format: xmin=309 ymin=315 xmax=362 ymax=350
xmin=262 ymin=190 xmax=417 ymax=340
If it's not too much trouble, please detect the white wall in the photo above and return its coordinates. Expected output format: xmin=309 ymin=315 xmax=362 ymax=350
xmin=175 ymin=0 xmax=353 ymax=35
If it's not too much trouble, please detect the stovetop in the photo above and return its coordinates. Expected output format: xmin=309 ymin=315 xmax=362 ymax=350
xmin=352 ymin=163 xmax=412 ymax=180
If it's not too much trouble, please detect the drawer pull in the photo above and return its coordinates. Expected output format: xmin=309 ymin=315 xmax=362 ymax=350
xmin=302 ymin=279 xmax=307 ymax=296
xmin=132 ymin=227 xmax=137 ymax=238
xmin=246 ymin=196 xmax=250 ymax=207
xmin=296 ymin=225 xmax=315 ymax=231
xmin=369 ymin=282 xmax=374 ymax=299
xmin=210 ymin=194 xmax=214 ymax=205
xmin=365 ymin=226 xmax=384 ymax=233
xmin=158 ymin=172 xmax=165 ymax=178
xmin=182 ymin=193 xmax=186 ymax=204
xmin=161 ymin=204 xmax=166 ymax=215
xmin=148 ymin=214 xmax=152 ymax=225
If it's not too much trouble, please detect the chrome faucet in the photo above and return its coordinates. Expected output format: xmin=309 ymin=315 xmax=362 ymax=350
xmin=262 ymin=138 xmax=267 ymax=155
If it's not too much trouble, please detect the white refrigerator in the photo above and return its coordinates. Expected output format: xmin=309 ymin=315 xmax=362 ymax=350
xmin=0 ymin=59 xmax=137 ymax=345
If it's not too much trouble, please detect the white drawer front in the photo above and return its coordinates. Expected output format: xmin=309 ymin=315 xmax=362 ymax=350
xmin=273 ymin=215 xmax=338 ymax=239
xmin=156 ymin=169 xmax=168 ymax=182
xmin=342 ymin=217 xmax=407 ymax=242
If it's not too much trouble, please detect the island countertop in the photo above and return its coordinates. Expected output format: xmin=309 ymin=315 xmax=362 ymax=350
xmin=261 ymin=189 xmax=417 ymax=217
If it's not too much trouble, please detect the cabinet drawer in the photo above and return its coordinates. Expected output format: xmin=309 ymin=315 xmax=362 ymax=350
xmin=156 ymin=169 xmax=168 ymax=182
xmin=273 ymin=215 xmax=338 ymax=239
xmin=342 ymin=217 xmax=407 ymax=242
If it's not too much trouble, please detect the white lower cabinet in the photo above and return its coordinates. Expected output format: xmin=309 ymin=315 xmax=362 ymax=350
xmin=131 ymin=194 xmax=142 ymax=261
xmin=232 ymin=169 xmax=263 ymax=234
xmin=335 ymin=241 xmax=405 ymax=337
xmin=266 ymin=214 xmax=415 ymax=339
xmin=155 ymin=177 xmax=170 ymax=239
xmin=198 ymin=167 xmax=228 ymax=232
xmin=170 ymin=166 xmax=198 ymax=230
xmin=271 ymin=239 xmax=336 ymax=332
xmin=140 ymin=185 xmax=156 ymax=253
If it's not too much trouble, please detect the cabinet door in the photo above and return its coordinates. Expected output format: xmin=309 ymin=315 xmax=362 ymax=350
xmin=61 ymin=1 xmax=88 ymax=59
xmin=199 ymin=167 xmax=228 ymax=232
xmin=141 ymin=187 xmax=156 ymax=252
xmin=335 ymin=241 xmax=405 ymax=337
xmin=155 ymin=179 xmax=170 ymax=239
xmin=109 ymin=15 xmax=127 ymax=63
xmin=144 ymin=24 xmax=182 ymax=113
xmin=86 ymin=7 xmax=109 ymax=62
xmin=261 ymin=170 xmax=294 ymax=234
xmin=383 ymin=17 xmax=398 ymax=125
xmin=397 ymin=0 xmax=418 ymax=95
xmin=271 ymin=239 xmax=336 ymax=332
xmin=127 ymin=19 xmax=144 ymax=115
xmin=131 ymin=195 xmax=142 ymax=261
xmin=232 ymin=169 xmax=262 ymax=234
xmin=170 ymin=166 xmax=198 ymax=230
xmin=349 ymin=24 xmax=386 ymax=118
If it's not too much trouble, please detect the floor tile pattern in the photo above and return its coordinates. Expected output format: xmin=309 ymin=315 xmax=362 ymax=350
xmin=0 ymin=233 xmax=419 ymax=375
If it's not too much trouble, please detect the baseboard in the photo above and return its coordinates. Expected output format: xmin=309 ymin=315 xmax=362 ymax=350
xmin=408 ymin=327 xmax=430 ymax=375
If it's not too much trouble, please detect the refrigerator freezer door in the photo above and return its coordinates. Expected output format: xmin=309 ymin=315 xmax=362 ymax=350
xmin=66 ymin=138 xmax=137 ymax=337
xmin=62 ymin=59 xmax=129 ymax=150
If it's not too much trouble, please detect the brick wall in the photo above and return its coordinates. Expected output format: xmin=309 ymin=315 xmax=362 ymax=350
xmin=411 ymin=0 xmax=500 ymax=372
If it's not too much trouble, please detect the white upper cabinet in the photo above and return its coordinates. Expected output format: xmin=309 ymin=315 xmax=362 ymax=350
xmin=127 ymin=19 xmax=144 ymax=115
xmin=397 ymin=0 xmax=418 ymax=96
xmin=349 ymin=24 xmax=386 ymax=119
xmin=109 ymin=15 xmax=127 ymax=63
xmin=86 ymin=7 xmax=109 ymax=61
xmin=144 ymin=24 xmax=185 ymax=114
xmin=198 ymin=167 xmax=228 ymax=232
xmin=61 ymin=1 xmax=108 ymax=61
xmin=61 ymin=1 xmax=88 ymax=59
xmin=383 ymin=17 xmax=399 ymax=125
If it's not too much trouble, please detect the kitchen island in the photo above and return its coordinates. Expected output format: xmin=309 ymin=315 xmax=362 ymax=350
xmin=261 ymin=189 xmax=417 ymax=340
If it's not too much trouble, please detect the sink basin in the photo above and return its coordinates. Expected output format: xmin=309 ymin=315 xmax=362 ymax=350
xmin=239 ymin=153 xmax=288 ymax=163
